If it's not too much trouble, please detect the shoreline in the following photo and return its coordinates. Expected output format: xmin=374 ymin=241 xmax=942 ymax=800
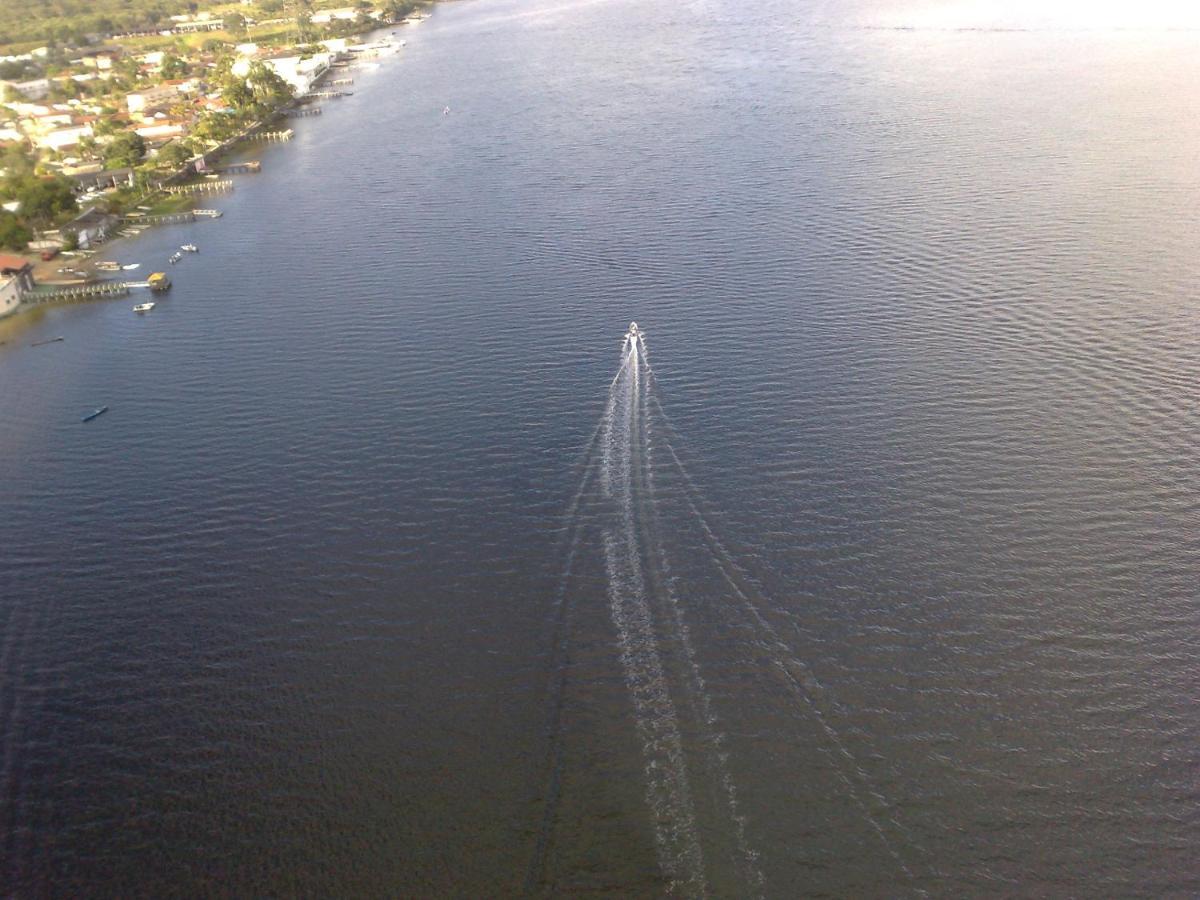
xmin=1 ymin=11 xmax=434 ymax=322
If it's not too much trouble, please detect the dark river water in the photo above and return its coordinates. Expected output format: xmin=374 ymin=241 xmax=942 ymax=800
xmin=3 ymin=0 xmax=1199 ymax=895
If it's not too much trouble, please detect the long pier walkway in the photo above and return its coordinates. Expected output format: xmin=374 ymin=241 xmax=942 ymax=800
xmin=24 ymin=282 xmax=131 ymax=305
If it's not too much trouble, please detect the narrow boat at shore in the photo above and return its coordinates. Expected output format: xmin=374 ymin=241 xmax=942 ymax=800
xmin=169 ymin=252 xmax=182 ymax=264
xmin=133 ymin=302 xmax=155 ymax=313
xmin=81 ymin=406 xmax=108 ymax=422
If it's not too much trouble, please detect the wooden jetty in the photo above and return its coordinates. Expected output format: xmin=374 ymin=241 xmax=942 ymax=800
xmin=165 ymin=179 xmax=233 ymax=195
xmin=25 ymin=282 xmax=130 ymax=305
xmin=194 ymin=209 xmax=223 ymax=218
xmin=288 ymin=107 xmax=323 ymax=117
xmin=260 ymin=128 xmax=294 ymax=141
xmin=328 ymin=77 xmax=354 ymax=86
xmin=122 ymin=212 xmax=196 ymax=227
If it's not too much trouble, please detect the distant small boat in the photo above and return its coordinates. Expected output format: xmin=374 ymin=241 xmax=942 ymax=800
xmin=123 ymin=263 xmax=140 ymax=270
xmin=180 ymin=244 xmax=198 ymax=253
xmin=82 ymin=406 xmax=108 ymax=422
xmin=31 ymin=336 xmax=64 ymax=347
xmin=133 ymin=302 xmax=155 ymax=313
xmin=169 ymin=252 xmax=182 ymax=264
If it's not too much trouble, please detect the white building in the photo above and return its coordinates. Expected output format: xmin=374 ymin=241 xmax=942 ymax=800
xmin=0 ymin=79 xmax=51 ymax=101
xmin=32 ymin=124 xmax=94 ymax=152
xmin=231 ymin=52 xmax=334 ymax=96
xmin=311 ymin=7 xmax=375 ymax=24
xmin=0 ymin=254 xmax=33 ymax=318
xmin=1 ymin=276 xmax=22 ymax=317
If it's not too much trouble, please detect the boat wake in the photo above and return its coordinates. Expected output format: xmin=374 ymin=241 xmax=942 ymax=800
xmin=530 ymin=324 xmax=924 ymax=895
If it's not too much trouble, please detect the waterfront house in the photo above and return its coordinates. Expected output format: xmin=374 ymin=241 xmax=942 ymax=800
xmin=231 ymin=52 xmax=334 ymax=96
xmin=1 ymin=274 xmax=24 ymax=317
xmin=69 ymin=167 xmax=135 ymax=193
xmin=0 ymin=254 xmax=34 ymax=316
xmin=64 ymin=208 xmax=119 ymax=250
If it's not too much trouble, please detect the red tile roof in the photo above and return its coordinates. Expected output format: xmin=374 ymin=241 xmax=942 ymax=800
xmin=0 ymin=253 xmax=33 ymax=272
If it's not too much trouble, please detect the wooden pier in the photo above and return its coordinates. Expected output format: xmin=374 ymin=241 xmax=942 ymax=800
xmin=122 ymin=211 xmax=196 ymax=227
xmin=328 ymin=77 xmax=354 ymax=86
xmin=25 ymin=282 xmax=130 ymax=305
xmin=165 ymin=180 xmax=233 ymax=195
xmin=259 ymin=129 xmax=294 ymax=141
xmin=288 ymin=107 xmax=323 ymax=117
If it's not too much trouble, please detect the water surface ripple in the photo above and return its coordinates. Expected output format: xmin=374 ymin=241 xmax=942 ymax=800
xmin=2 ymin=0 xmax=1199 ymax=894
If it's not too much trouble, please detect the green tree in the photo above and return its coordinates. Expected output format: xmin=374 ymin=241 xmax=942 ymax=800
xmin=15 ymin=175 xmax=77 ymax=228
xmin=103 ymin=131 xmax=146 ymax=168
xmin=0 ymin=210 xmax=31 ymax=250
xmin=161 ymin=53 xmax=188 ymax=79
xmin=156 ymin=141 xmax=192 ymax=170
xmin=219 ymin=73 xmax=253 ymax=111
xmin=245 ymin=61 xmax=293 ymax=113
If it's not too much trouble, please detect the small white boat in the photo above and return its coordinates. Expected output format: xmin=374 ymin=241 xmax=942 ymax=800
xmin=123 ymin=263 xmax=140 ymax=270
xmin=133 ymin=302 xmax=156 ymax=313
xmin=169 ymin=252 xmax=182 ymax=264
xmin=180 ymin=244 xmax=198 ymax=253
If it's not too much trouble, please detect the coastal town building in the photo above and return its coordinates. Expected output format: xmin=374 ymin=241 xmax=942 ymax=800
xmin=174 ymin=20 xmax=225 ymax=34
xmin=312 ymin=8 xmax=383 ymax=24
xmin=0 ymin=78 xmax=51 ymax=101
xmin=126 ymin=84 xmax=182 ymax=114
xmin=232 ymin=51 xmax=335 ymax=96
xmin=134 ymin=120 xmax=187 ymax=143
xmin=67 ymin=167 xmax=136 ymax=193
xmin=64 ymin=208 xmax=119 ymax=249
xmin=31 ymin=123 xmax=94 ymax=152
xmin=1 ymin=274 xmax=24 ymax=317
xmin=0 ymin=254 xmax=34 ymax=317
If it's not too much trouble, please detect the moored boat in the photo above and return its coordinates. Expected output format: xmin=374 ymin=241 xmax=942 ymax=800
xmin=133 ymin=302 xmax=155 ymax=313
xmin=81 ymin=406 xmax=108 ymax=422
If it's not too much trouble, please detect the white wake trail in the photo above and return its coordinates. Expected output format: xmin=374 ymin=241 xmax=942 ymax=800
xmin=601 ymin=339 xmax=707 ymax=897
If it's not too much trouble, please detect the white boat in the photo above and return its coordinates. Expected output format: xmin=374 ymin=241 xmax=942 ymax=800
xmin=133 ymin=302 xmax=155 ymax=313
xmin=180 ymin=244 xmax=198 ymax=253
xmin=123 ymin=263 xmax=140 ymax=270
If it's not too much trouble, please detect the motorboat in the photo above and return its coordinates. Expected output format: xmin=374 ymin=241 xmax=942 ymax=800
xmin=624 ymin=321 xmax=644 ymax=343
xmin=133 ymin=302 xmax=155 ymax=313
xmin=169 ymin=252 xmax=182 ymax=264
xmin=180 ymin=244 xmax=198 ymax=253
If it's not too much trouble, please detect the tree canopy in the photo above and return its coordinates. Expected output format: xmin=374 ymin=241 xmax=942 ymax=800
xmin=103 ymin=130 xmax=146 ymax=168
xmin=8 ymin=174 xmax=77 ymax=229
xmin=0 ymin=210 xmax=31 ymax=250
